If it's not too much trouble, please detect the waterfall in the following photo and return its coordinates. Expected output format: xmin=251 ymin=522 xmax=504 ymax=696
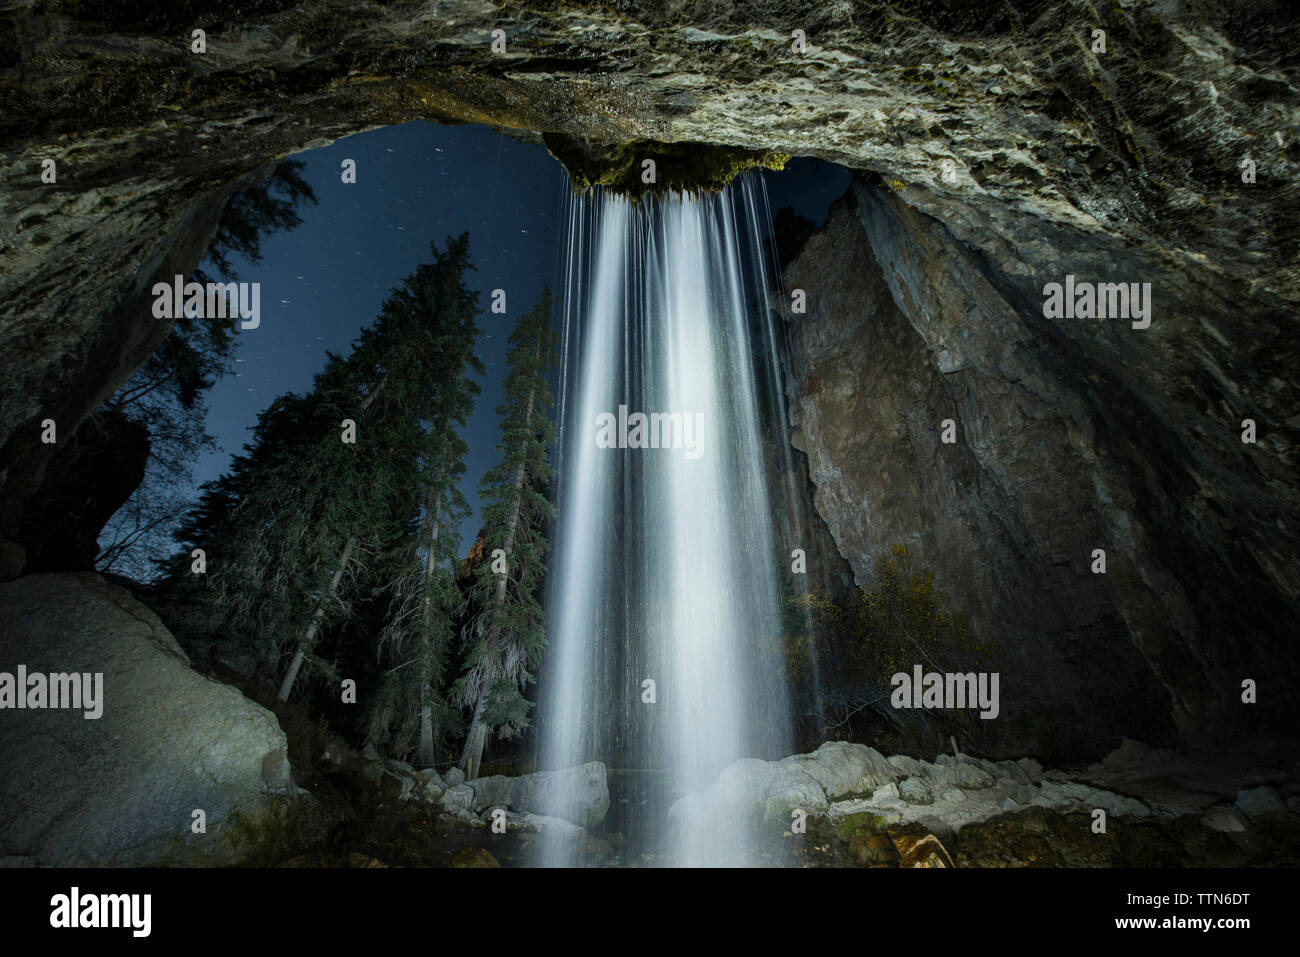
xmin=540 ymin=175 xmax=795 ymax=866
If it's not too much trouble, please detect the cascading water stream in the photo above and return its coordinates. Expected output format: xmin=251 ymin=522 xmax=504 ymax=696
xmin=540 ymin=175 xmax=797 ymax=866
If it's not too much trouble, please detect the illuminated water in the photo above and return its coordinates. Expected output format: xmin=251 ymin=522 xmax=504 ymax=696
xmin=540 ymin=176 xmax=797 ymax=866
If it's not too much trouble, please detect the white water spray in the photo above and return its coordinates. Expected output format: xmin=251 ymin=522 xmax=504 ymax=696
xmin=541 ymin=176 xmax=794 ymax=866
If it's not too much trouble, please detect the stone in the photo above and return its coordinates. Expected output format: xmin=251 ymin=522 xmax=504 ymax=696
xmin=513 ymin=762 xmax=610 ymax=829
xmin=1061 ymin=782 xmax=1093 ymax=801
xmin=0 ymin=573 xmax=289 ymax=865
xmin=871 ymin=782 xmax=900 ymax=802
xmin=441 ymin=784 xmax=475 ymax=810
xmin=443 ymin=766 xmax=466 ymax=787
xmin=954 ymin=764 xmax=996 ymax=790
xmin=764 ymin=768 xmax=828 ymax=823
xmin=415 ymin=769 xmax=446 ymax=801
xmin=1234 ymin=787 xmax=1286 ymax=819
xmin=941 ymin=788 xmax=967 ymax=803
xmin=995 ymin=760 xmax=1030 ymax=785
xmin=261 ymin=749 xmax=292 ymax=789
xmin=1202 ymin=806 xmax=1249 ymax=833
xmin=463 ymin=762 xmax=610 ymax=829
xmin=899 ymin=777 xmax=934 ymax=805
xmin=887 ymin=755 xmax=927 ymax=778
xmin=1016 ymin=758 xmax=1044 ymax=782
xmin=778 ymin=742 xmax=898 ymax=799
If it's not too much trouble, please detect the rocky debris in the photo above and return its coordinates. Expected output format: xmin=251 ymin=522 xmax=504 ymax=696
xmin=317 ymin=746 xmax=609 ymax=832
xmin=671 ymin=737 xmax=1300 ymax=857
xmin=0 ymin=573 xmax=292 ymax=865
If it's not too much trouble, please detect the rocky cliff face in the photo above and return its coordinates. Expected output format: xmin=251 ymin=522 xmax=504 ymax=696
xmin=785 ymin=176 xmax=1297 ymax=758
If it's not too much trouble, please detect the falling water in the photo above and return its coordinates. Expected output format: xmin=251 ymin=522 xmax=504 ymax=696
xmin=540 ymin=175 xmax=795 ymax=866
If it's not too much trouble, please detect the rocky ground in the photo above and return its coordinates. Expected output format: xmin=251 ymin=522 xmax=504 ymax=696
xmin=3 ymin=572 xmax=1295 ymax=868
xmin=294 ymin=736 xmax=1300 ymax=868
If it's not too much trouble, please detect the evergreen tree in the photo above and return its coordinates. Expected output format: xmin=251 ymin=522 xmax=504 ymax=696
xmin=361 ymin=244 xmax=484 ymax=762
xmin=165 ymin=236 xmax=482 ymax=718
xmin=454 ymin=290 xmax=558 ymax=778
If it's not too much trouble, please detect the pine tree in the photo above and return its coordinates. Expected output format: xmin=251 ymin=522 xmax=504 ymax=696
xmin=455 ymin=290 xmax=558 ymax=778
xmin=362 ymin=250 xmax=483 ymax=761
xmin=165 ymin=236 xmax=482 ymax=717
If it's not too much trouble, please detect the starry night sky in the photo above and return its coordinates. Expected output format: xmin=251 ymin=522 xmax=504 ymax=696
xmin=195 ymin=121 xmax=850 ymax=558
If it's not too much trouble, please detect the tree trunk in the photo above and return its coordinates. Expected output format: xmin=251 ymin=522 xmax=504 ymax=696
xmin=461 ymin=343 xmax=540 ymax=779
xmin=277 ymin=535 xmax=356 ymax=702
xmin=417 ymin=489 xmax=442 ymax=767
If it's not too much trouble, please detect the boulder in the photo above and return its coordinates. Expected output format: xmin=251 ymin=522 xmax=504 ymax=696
xmin=514 ymin=762 xmax=610 ymax=829
xmin=0 ymin=573 xmax=289 ymax=865
xmin=764 ymin=768 xmax=827 ymax=824
xmin=899 ymin=777 xmax=934 ymax=805
xmin=1202 ymin=805 xmax=1249 ymax=833
xmin=954 ymin=764 xmax=996 ymax=790
xmin=779 ymin=742 xmax=898 ymax=798
xmin=441 ymin=784 xmax=475 ymax=810
xmin=887 ymin=755 xmax=927 ymax=778
xmin=1234 ymin=786 xmax=1286 ymax=819
xmin=461 ymin=762 xmax=609 ymax=829
xmin=1016 ymin=758 xmax=1044 ymax=781
xmin=995 ymin=760 xmax=1030 ymax=785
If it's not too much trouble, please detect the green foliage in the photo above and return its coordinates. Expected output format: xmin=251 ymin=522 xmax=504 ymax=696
xmin=163 ymin=235 xmax=483 ymax=746
xmin=784 ymin=544 xmax=991 ymax=744
xmin=453 ymin=291 xmax=559 ymax=763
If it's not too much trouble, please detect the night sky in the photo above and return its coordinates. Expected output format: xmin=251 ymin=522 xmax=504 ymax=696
xmin=194 ymin=121 xmax=850 ymax=558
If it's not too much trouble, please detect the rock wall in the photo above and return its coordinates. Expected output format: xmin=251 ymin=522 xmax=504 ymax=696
xmin=2 ymin=0 xmax=1297 ymax=575
xmin=784 ymin=177 xmax=1297 ymax=757
xmin=0 ymin=573 xmax=291 ymax=864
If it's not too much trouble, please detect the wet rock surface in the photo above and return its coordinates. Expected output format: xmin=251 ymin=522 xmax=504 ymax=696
xmin=785 ymin=177 xmax=1298 ymax=756
xmin=689 ymin=739 xmax=1300 ymax=867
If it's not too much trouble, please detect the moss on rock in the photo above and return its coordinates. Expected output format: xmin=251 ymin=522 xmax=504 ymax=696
xmin=544 ymin=133 xmax=789 ymax=197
